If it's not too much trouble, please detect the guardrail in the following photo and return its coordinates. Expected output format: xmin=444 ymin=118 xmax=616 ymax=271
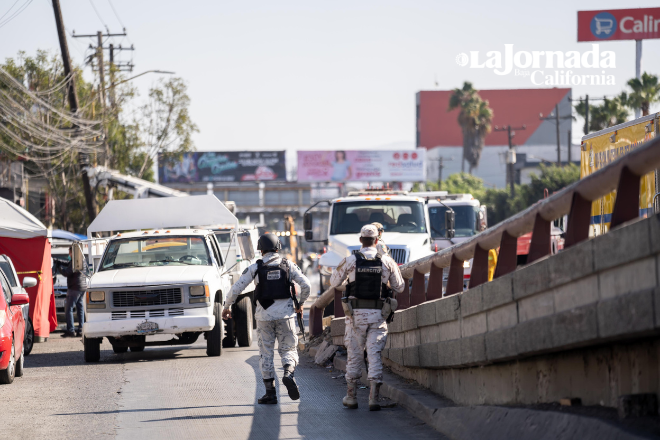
xmin=308 ymin=135 xmax=660 ymax=337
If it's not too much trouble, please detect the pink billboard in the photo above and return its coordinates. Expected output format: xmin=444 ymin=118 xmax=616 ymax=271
xmin=297 ymin=150 xmax=426 ymax=183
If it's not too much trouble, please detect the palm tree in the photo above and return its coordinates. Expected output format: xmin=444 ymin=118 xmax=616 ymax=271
xmin=575 ymin=93 xmax=629 ymax=132
xmin=448 ymin=82 xmax=493 ymax=173
xmin=624 ymin=72 xmax=660 ymax=116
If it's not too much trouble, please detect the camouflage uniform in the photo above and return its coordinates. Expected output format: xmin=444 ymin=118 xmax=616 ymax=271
xmin=225 ymin=252 xmax=311 ymax=380
xmin=330 ymin=246 xmax=404 ymax=383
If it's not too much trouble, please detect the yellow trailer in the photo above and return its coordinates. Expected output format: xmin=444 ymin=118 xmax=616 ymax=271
xmin=581 ymin=113 xmax=659 ymax=236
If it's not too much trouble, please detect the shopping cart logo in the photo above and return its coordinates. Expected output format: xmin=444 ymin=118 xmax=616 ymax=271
xmin=590 ymin=12 xmax=617 ymax=39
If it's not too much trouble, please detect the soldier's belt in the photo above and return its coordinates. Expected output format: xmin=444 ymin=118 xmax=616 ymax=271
xmin=349 ymin=299 xmax=384 ymax=310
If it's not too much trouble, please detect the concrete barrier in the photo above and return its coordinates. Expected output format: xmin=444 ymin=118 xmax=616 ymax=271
xmin=330 ymin=214 xmax=660 ymax=408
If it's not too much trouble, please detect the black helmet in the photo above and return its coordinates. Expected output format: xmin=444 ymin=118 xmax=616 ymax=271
xmin=257 ymin=233 xmax=281 ymax=253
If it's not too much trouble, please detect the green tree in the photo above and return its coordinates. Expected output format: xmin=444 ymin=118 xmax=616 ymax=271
xmin=575 ymin=94 xmax=628 ymax=132
xmin=448 ymin=82 xmax=493 ymax=174
xmin=136 ymin=78 xmax=198 ymax=178
xmin=623 ymin=72 xmax=660 ymax=117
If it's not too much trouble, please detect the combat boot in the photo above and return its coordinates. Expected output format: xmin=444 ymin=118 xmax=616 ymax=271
xmin=258 ymin=379 xmax=277 ymax=404
xmin=369 ymin=381 xmax=382 ymax=411
xmin=342 ymin=380 xmax=358 ymax=409
xmin=282 ymin=364 xmax=300 ymax=400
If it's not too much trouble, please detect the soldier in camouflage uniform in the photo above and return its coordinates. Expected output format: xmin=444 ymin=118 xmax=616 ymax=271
xmin=371 ymin=222 xmax=389 ymax=256
xmin=330 ymin=225 xmax=404 ymax=411
xmin=223 ymin=233 xmax=311 ymax=404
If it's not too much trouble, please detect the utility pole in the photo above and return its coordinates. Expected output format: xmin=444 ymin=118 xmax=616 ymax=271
xmin=494 ymin=124 xmax=525 ymax=197
xmin=428 ymin=156 xmax=453 ymax=189
xmin=540 ymin=104 xmax=571 ymax=165
xmin=569 ymin=95 xmax=606 ymax=136
xmin=106 ymin=43 xmax=134 ymax=112
xmin=568 ymin=129 xmax=572 ymax=164
xmin=51 ymin=0 xmax=97 ymax=222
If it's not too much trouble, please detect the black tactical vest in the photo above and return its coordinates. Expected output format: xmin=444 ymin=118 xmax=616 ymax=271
xmin=347 ymin=252 xmax=385 ymax=301
xmin=254 ymin=258 xmax=293 ymax=309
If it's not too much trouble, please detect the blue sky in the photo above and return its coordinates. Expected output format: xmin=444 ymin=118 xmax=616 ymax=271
xmin=1 ymin=0 xmax=659 ymax=154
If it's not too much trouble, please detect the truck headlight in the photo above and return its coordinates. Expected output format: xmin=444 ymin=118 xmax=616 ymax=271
xmin=88 ymin=291 xmax=105 ymax=302
xmin=190 ymin=285 xmax=208 ymax=297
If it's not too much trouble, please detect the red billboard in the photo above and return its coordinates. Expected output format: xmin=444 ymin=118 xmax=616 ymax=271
xmin=578 ymin=8 xmax=660 ymax=42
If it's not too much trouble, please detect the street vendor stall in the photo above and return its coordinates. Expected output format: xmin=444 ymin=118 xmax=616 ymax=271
xmin=0 ymin=198 xmax=55 ymax=341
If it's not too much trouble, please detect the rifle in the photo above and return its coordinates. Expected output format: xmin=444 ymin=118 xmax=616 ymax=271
xmin=284 ymin=259 xmax=305 ymax=341
xmin=291 ymin=287 xmax=305 ymax=342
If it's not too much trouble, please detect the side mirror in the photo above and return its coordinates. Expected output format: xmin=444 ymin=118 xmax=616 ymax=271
xmin=305 ymin=231 xmax=314 ymax=241
xmin=10 ymin=292 xmax=29 ymax=306
xmin=478 ymin=206 xmax=488 ymax=232
xmin=72 ymin=243 xmax=84 ymax=272
xmin=236 ymin=232 xmax=255 ymax=261
xmin=445 ymin=210 xmax=455 ymax=239
xmin=303 ymin=212 xmax=313 ymax=231
xmin=22 ymin=277 xmax=37 ymax=288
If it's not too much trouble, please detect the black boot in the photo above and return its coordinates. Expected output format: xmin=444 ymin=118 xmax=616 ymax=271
xmin=258 ymin=379 xmax=277 ymax=404
xmin=282 ymin=364 xmax=300 ymax=400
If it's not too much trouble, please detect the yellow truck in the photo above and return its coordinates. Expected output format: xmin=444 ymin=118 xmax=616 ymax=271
xmin=581 ymin=113 xmax=659 ymax=236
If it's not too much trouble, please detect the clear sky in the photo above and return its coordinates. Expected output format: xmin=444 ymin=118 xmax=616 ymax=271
xmin=1 ymin=0 xmax=659 ymax=154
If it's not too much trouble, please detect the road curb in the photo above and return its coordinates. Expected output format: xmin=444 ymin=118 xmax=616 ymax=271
xmin=326 ymin=354 xmax=650 ymax=440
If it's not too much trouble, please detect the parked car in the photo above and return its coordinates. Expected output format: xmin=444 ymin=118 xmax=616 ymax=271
xmin=0 ymin=268 xmax=30 ymax=384
xmin=0 ymin=255 xmax=37 ymax=356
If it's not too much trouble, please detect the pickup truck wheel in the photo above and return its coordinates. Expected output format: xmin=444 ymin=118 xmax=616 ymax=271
xmin=112 ymin=345 xmax=128 ymax=354
xmin=207 ymin=303 xmax=223 ymax=357
xmin=24 ymin=318 xmax=34 ymax=356
xmin=234 ymin=296 xmax=253 ymax=347
xmin=84 ymin=336 xmax=101 ymax=362
xmin=223 ymin=317 xmax=236 ymax=348
xmin=15 ymin=344 xmax=24 ymax=378
xmin=131 ymin=336 xmax=146 ymax=352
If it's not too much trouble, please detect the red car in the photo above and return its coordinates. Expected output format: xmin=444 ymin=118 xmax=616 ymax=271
xmin=0 ymin=268 xmax=29 ymax=384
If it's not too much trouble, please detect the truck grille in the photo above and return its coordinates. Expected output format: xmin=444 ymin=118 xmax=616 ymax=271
xmin=351 ymin=248 xmax=408 ymax=265
xmin=111 ymin=308 xmax=185 ymax=320
xmin=112 ymin=288 xmax=182 ymax=308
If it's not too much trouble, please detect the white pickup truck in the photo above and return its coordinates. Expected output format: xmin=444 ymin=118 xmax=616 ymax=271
xmin=82 ymin=195 xmax=247 ymax=362
xmin=304 ymin=189 xmax=435 ymax=292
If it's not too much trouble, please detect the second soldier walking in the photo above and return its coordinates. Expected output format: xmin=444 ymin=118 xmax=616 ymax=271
xmin=223 ymin=233 xmax=311 ymax=404
xmin=330 ymin=224 xmax=404 ymax=410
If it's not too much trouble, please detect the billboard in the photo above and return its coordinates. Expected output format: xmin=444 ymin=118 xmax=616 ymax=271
xmin=578 ymin=8 xmax=660 ymax=41
xmin=297 ymin=150 xmax=426 ymax=183
xmin=158 ymin=151 xmax=286 ymax=183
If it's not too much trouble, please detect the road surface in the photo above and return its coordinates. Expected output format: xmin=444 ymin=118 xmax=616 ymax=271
xmin=2 ymin=330 xmax=443 ymax=440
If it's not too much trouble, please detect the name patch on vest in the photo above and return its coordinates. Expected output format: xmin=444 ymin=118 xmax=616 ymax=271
xmin=267 ymin=270 xmax=281 ymax=280
xmin=357 ymin=268 xmax=381 ymax=273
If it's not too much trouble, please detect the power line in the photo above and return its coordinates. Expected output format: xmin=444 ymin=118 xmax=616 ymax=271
xmin=0 ymin=0 xmax=33 ymax=29
xmin=0 ymin=0 xmax=22 ymax=23
xmin=88 ymin=0 xmax=109 ymax=32
xmin=107 ymin=0 xmax=125 ymax=29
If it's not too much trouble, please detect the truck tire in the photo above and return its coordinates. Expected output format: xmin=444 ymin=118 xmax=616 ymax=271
xmin=24 ymin=318 xmax=34 ymax=356
xmin=112 ymin=345 xmax=128 ymax=354
xmin=84 ymin=336 xmax=101 ymax=362
xmin=223 ymin=317 xmax=236 ymax=348
xmin=234 ymin=296 xmax=253 ymax=347
xmin=131 ymin=336 xmax=146 ymax=352
xmin=15 ymin=344 xmax=24 ymax=378
xmin=207 ymin=303 xmax=223 ymax=357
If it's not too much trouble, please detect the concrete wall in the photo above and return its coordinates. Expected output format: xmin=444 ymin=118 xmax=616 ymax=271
xmin=331 ymin=214 xmax=660 ymax=407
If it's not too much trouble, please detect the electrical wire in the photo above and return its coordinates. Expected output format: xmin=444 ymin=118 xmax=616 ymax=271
xmin=0 ymin=0 xmax=33 ymax=29
xmin=0 ymin=0 xmax=21 ymax=23
xmin=88 ymin=0 xmax=109 ymax=31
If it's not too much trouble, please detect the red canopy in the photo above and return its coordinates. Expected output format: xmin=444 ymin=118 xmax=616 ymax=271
xmin=0 ymin=237 xmax=55 ymax=337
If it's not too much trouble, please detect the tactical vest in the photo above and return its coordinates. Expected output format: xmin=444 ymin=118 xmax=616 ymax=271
xmin=346 ymin=252 xmax=389 ymax=301
xmin=254 ymin=258 xmax=293 ymax=309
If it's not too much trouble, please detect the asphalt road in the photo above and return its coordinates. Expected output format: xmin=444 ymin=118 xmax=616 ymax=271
xmin=1 ymin=330 xmax=443 ymax=440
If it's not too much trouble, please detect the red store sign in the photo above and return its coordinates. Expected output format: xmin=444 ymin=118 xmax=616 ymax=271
xmin=578 ymin=8 xmax=660 ymax=42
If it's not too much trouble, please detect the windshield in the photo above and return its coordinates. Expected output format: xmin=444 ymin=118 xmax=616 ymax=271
xmin=330 ymin=201 xmax=427 ymax=235
xmin=99 ymin=236 xmax=211 ymax=271
xmin=429 ymin=205 xmax=478 ymax=238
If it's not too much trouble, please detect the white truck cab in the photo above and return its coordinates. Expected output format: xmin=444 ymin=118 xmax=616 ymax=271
xmin=82 ymin=195 xmax=246 ymax=361
xmin=425 ymin=193 xmax=487 ymax=288
xmin=304 ymin=189 xmax=434 ymax=291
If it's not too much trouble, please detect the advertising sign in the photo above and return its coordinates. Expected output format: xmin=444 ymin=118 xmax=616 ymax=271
xmin=158 ymin=151 xmax=286 ymax=183
xmin=297 ymin=150 xmax=426 ymax=183
xmin=578 ymin=8 xmax=660 ymax=41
